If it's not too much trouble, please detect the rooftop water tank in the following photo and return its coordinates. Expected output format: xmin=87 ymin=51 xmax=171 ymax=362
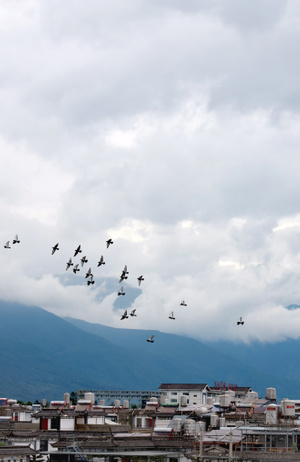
xmin=194 ymin=406 xmax=209 ymax=417
xmin=219 ymin=417 xmax=226 ymax=427
xmin=266 ymin=404 xmax=278 ymax=424
xmin=210 ymin=414 xmax=218 ymax=427
xmin=247 ymin=391 xmax=258 ymax=401
xmin=150 ymin=397 xmax=158 ymax=403
xmin=219 ymin=394 xmax=231 ymax=408
xmin=84 ymin=393 xmax=94 ymax=403
xmin=184 ymin=419 xmax=196 ymax=435
xmin=100 ymin=399 xmax=106 ymax=406
xmin=196 ymin=421 xmax=206 ymax=434
xmin=64 ymin=393 xmax=70 ymax=404
xmin=180 ymin=395 xmax=188 ymax=407
xmin=173 ymin=418 xmax=182 ymax=433
xmin=206 ymin=397 xmax=214 ymax=405
xmin=281 ymin=399 xmax=295 ymax=417
xmin=114 ymin=400 xmax=121 ymax=408
xmin=266 ymin=388 xmax=276 ymax=401
xmin=123 ymin=400 xmax=129 ymax=409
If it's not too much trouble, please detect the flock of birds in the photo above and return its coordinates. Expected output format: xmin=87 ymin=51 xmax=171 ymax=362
xmin=3 ymin=235 xmax=245 ymax=342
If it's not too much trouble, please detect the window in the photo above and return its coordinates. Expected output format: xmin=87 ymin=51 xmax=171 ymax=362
xmin=40 ymin=440 xmax=48 ymax=451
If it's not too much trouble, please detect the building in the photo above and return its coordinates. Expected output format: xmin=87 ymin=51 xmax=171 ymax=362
xmin=158 ymin=383 xmax=211 ymax=405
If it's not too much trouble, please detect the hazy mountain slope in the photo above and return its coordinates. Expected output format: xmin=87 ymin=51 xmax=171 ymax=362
xmin=207 ymin=338 xmax=300 ymax=385
xmin=64 ymin=317 xmax=299 ymax=400
xmin=0 ymin=299 xmax=297 ymax=402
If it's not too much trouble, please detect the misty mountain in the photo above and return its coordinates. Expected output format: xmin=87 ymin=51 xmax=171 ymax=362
xmin=0 ymin=300 xmax=298 ymax=402
xmin=64 ymin=316 xmax=300 ymax=401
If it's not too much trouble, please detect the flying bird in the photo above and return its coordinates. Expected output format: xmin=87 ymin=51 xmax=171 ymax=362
xmin=81 ymin=256 xmax=88 ymax=267
xmin=73 ymin=264 xmax=80 ymax=274
xmin=66 ymin=258 xmax=73 ymax=270
xmin=87 ymin=276 xmax=95 ymax=286
xmin=4 ymin=241 xmax=11 ymax=249
xmin=120 ymin=310 xmax=128 ymax=320
xmin=85 ymin=267 xmax=93 ymax=278
xmin=180 ymin=301 xmax=187 ymax=306
xmin=106 ymin=238 xmax=113 ymax=248
xmin=119 ymin=265 xmax=129 ymax=282
xmin=147 ymin=335 xmax=154 ymax=343
xmin=169 ymin=311 xmax=175 ymax=320
xmin=97 ymin=255 xmax=105 ymax=267
xmin=12 ymin=235 xmax=20 ymax=244
xmin=118 ymin=286 xmax=125 ymax=296
xmin=52 ymin=243 xmax=59 ymax=255
xmin=137 ymin=275 xmax=144 ymax=286
xmin=237 ymin=316 xmax=244 ymax=325
xmin=130 ymin=309 xmax=137 ymax=317
xmin=74 ymin=245 xmax=82 ymax=257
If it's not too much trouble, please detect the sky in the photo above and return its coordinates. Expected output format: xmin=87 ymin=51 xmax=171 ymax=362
xmin=1 ymin=0 xmax=300 ymax=343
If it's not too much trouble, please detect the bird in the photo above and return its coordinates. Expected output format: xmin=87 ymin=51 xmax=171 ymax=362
xmin=237 ymin=316 xmax=244 ymax=325
xmin=81 ymin=256 xmax=88 ymax=267
xmin=147 ymin=335 xmax=154 ymax=343
xmin=180 ymin=301 xmax=187 ymax=306
xmin=85 ymin=267 xmax=93 ymax=278
xmin=106 ymin=238 xmax=113 ymax=248
xmin=169 ymin=311 xmax=175 ymax=320
xmin=52 ymin=243 xmax=59 ymax=255
xmin=97 ymin=255 xmax=105 ymax=267
xmin=4 ymin=241 xmax=11 ymax=249
xmin=130 ymin=309 xmax=137 ymax=317
xmin=87 ymin=276 xmax=95 ymax=286
xmin=73 ymin=264 xmax=80 ymax=274
xmin=66 ymin=258 xmax=73 ymax=270
xmin=120 ymin=310 xmax=128 ymax=320
xmin=137 ymin=275 xmax=144 ymax=286
xmin=118 ymin=286 xmax=125 ymax=296
xmin=119 ymin=265 xmax=129 ymax=282
xmin=74 ymin=245 xmax=82 ymax=257
xmin=12 ymin=235 xmax=20 ymax=244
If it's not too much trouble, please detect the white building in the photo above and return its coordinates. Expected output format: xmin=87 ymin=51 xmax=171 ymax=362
xmin=158 ymin=383 xmax=211 ymax=406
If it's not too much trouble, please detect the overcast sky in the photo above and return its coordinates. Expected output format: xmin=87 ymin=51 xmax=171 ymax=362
xmin=2 ymin=0 xmax=300 ymax=343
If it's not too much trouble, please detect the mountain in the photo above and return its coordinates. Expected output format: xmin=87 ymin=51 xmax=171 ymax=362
xmin=0 ymin=300 xmax=298 ymax=402
xmin=63 ymin=317 xmax=300 ymax=401
xmin=206 ymin=337 xmax=300 ymax=389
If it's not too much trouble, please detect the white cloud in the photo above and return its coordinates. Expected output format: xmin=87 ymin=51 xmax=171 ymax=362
xmin=1 ymin=0 xmax=300 ymax=344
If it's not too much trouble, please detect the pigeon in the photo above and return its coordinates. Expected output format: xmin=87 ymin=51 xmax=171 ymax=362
xmin=106 ymin=239 xmax=113 ymax=248
xmin=87 ymin=276 xmax=95 ymax=286
xmin=147 ymin=335 xmax=154 ymax=343
xmin=74 ymin=245 xmax=82 ymax=257
xmin=85 ymin=267 xmax=93 ymax=278
xmin=237 ymin=316 xmax=244 ymax=326
xmin=118 ymin=286 xmax=125 ymax=296
xmin=4 ymin=241 xmax=11 ymax=249
xmin=97 ymin=255 xmax=105 ymax=267
xmin=52 ymin=243 xmax=59 ymax=255
xmin=169 ymin=311 xmax=175 ymax=320
xmin=120 ymin=309 xmax=128 ymax=320
xmin=130 ymin=309 xmax=137 ymax=317
xmin=180 ymin=301 xmax=187 ymax=306
xmin=137 ymin=275 xmax=144 ymax=286
xmin=119 ymin=265 xmax=129 ymax=282
xmin=12 ymin=235 xmax=20 ymax=244
xmin=73 ymin=264 xmax=80 ymax=274
xmin=66 ymin=258 xmax=73 ymax=270
xmin=81 ymin=256 xmax=88 ymax=267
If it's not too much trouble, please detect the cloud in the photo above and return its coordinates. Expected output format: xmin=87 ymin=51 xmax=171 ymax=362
xmin=0 ymin=0 xmax=300 ymax=344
